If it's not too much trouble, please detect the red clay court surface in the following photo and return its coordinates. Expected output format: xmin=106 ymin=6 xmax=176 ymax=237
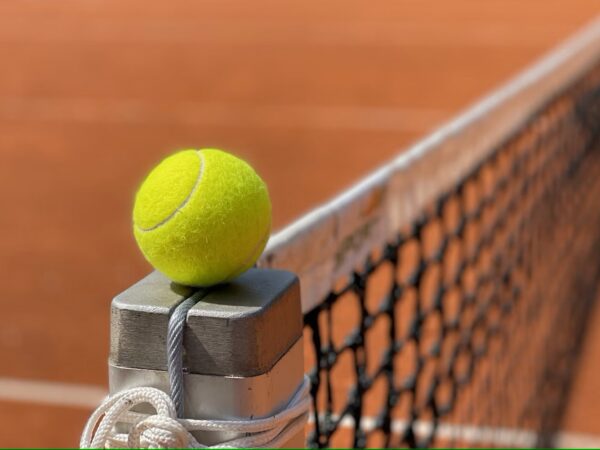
xmin=1 ymin=1 xmax=600 ymax=446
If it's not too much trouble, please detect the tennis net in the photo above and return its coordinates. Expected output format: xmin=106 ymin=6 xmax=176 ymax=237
xmin=258 ymin=20 xmax=600 ymax=448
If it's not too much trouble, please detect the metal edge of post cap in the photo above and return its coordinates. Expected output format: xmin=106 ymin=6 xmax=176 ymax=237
xmin=110 ymin=268 xmax=302 ymax=375
xmin=185 ymin=268 xmax=302 ymax=376
xmin=109 ymin=267 xmax=305 ymax=446
xmin=110 ymin=270 xmax=194 ymax=372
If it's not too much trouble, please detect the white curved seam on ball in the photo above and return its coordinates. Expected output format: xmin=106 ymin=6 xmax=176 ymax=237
xmin=223 ymin=226 xmax=271 ymax=281
xmin=135 ymin=150 xmax=205 ymax=232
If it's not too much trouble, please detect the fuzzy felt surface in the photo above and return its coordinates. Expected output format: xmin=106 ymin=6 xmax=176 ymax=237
xmin=133 ymin=148 xmax=272 ymax=286
xmin=133 ymin=150 xmax=202 ymax=231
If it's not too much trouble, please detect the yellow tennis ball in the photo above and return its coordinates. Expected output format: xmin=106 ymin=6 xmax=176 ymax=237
xmin=133 ymin=149 xmax=272 ymax=287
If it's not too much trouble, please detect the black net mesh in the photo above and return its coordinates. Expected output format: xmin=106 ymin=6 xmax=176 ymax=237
xmin=303 ymin=68 xmax=600 ymax=448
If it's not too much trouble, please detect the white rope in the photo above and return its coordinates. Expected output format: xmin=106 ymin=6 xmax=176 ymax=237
xmin=80 ymin=376 xmax=310 ymax=448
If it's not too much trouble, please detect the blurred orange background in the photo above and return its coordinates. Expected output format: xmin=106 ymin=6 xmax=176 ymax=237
xmin=1 ymin=0 xmax=600 ymax=446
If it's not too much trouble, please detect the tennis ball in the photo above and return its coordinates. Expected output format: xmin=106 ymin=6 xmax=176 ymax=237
xmin=133 ymin=149 xmax=272 ymax=287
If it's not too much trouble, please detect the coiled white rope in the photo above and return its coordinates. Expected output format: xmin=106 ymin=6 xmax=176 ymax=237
xmin=80 ymin=375 xmax=310 ymax=448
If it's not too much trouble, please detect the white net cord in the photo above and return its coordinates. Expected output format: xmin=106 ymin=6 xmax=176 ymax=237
xmin=80 ymin=376 xmax=310 ymax=449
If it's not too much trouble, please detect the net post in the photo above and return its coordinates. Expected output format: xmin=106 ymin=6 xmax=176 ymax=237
xmin=109 ymin=268 xmax=306 ymax=447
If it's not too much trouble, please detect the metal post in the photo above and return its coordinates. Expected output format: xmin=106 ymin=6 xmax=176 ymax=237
xmin=109 ymin=268 xmax=305 ymax=447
